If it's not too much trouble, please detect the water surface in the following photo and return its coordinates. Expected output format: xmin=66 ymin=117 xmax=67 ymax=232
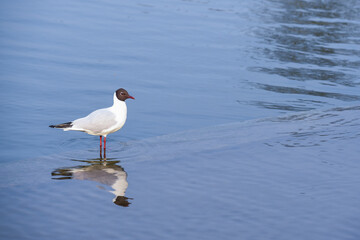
xmin=2 ymin=106 xmax=360 ymax=240
xmin=1 ymin=0 xmax=360 ymax=239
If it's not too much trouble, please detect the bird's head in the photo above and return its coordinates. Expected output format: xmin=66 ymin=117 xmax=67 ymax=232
xmin=115 ymin=88 xmax=135 ymax=101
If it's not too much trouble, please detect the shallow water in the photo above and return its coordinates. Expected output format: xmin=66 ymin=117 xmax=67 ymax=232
xmin=2 ymin=106 xmax=360 ymax=240
xmin=1 ymin=0 xmax=360 ymax=239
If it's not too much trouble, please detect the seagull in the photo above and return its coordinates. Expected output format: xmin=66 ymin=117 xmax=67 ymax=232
xmin=50 ymin=88 xmax=134 ymax=158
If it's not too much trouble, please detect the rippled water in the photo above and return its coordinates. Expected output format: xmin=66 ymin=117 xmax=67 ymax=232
xmin=2 ymin=106 xmax=360 ymax=240
xmin=1 ymin=0 xmax=360 ymax=239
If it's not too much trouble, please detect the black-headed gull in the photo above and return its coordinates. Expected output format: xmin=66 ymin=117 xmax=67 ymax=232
xmin=50 ymin=88 xmax=134 ymax=158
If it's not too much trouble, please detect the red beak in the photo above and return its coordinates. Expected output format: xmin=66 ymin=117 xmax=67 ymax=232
xmin=128 ymin=96 xmax=135 ymax=100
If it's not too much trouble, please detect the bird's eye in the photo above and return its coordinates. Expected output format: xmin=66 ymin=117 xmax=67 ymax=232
xmin=121 ymin=92 xmax=125 ymax=95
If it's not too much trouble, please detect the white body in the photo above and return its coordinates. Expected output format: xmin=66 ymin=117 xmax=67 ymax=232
xmin=64 ymin=93 xmax=127 ymax=137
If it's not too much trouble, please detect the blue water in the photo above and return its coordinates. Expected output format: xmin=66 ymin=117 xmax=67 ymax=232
xmin=1 ymin=0 xmax=360 ymax=239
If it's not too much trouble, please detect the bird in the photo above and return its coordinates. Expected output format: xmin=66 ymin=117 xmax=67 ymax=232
xmin=49 ymin=88 xmax=134 ymax=159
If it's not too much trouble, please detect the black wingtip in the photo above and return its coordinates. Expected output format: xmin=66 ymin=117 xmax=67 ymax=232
xmin=49 ymin=122 xmax=73 ymax=129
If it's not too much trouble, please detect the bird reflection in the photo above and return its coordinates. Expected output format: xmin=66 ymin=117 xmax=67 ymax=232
xmin=52 ymin=159 xmax=132 ymax=207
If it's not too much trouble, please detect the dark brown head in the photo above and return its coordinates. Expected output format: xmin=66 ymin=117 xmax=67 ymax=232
xmin=115 ymin=88 xmax=135 ymax=101
xmin=113 ymin=196 xmax=132 ymax=207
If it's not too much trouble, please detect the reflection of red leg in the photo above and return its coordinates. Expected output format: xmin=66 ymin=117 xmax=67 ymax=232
xmin=104 ymin=136 xmax=107 ymax=159
xmin=100 ymin=136 xmax=103 ymax=159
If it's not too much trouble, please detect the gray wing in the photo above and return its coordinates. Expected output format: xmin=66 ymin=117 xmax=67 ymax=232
xmin=72 ymin=108 xmax=116 ymax=134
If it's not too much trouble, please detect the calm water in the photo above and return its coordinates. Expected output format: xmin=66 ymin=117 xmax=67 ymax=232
xmin=1 ymin=0 xmax=360 ymax=239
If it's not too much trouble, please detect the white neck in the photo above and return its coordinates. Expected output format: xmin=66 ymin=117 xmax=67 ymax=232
xmin=111 ymin=93 xmax=128 ymax=129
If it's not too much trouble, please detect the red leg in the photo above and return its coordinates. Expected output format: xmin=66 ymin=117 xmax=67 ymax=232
xmin=100 ymin=136 xmax=103 ymax=159
xmin=104 ymin=136 xmax=107 ymax=159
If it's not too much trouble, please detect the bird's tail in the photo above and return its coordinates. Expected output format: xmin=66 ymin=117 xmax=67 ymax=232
xmin=49 ymin=122 xmax=73 ymax=129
